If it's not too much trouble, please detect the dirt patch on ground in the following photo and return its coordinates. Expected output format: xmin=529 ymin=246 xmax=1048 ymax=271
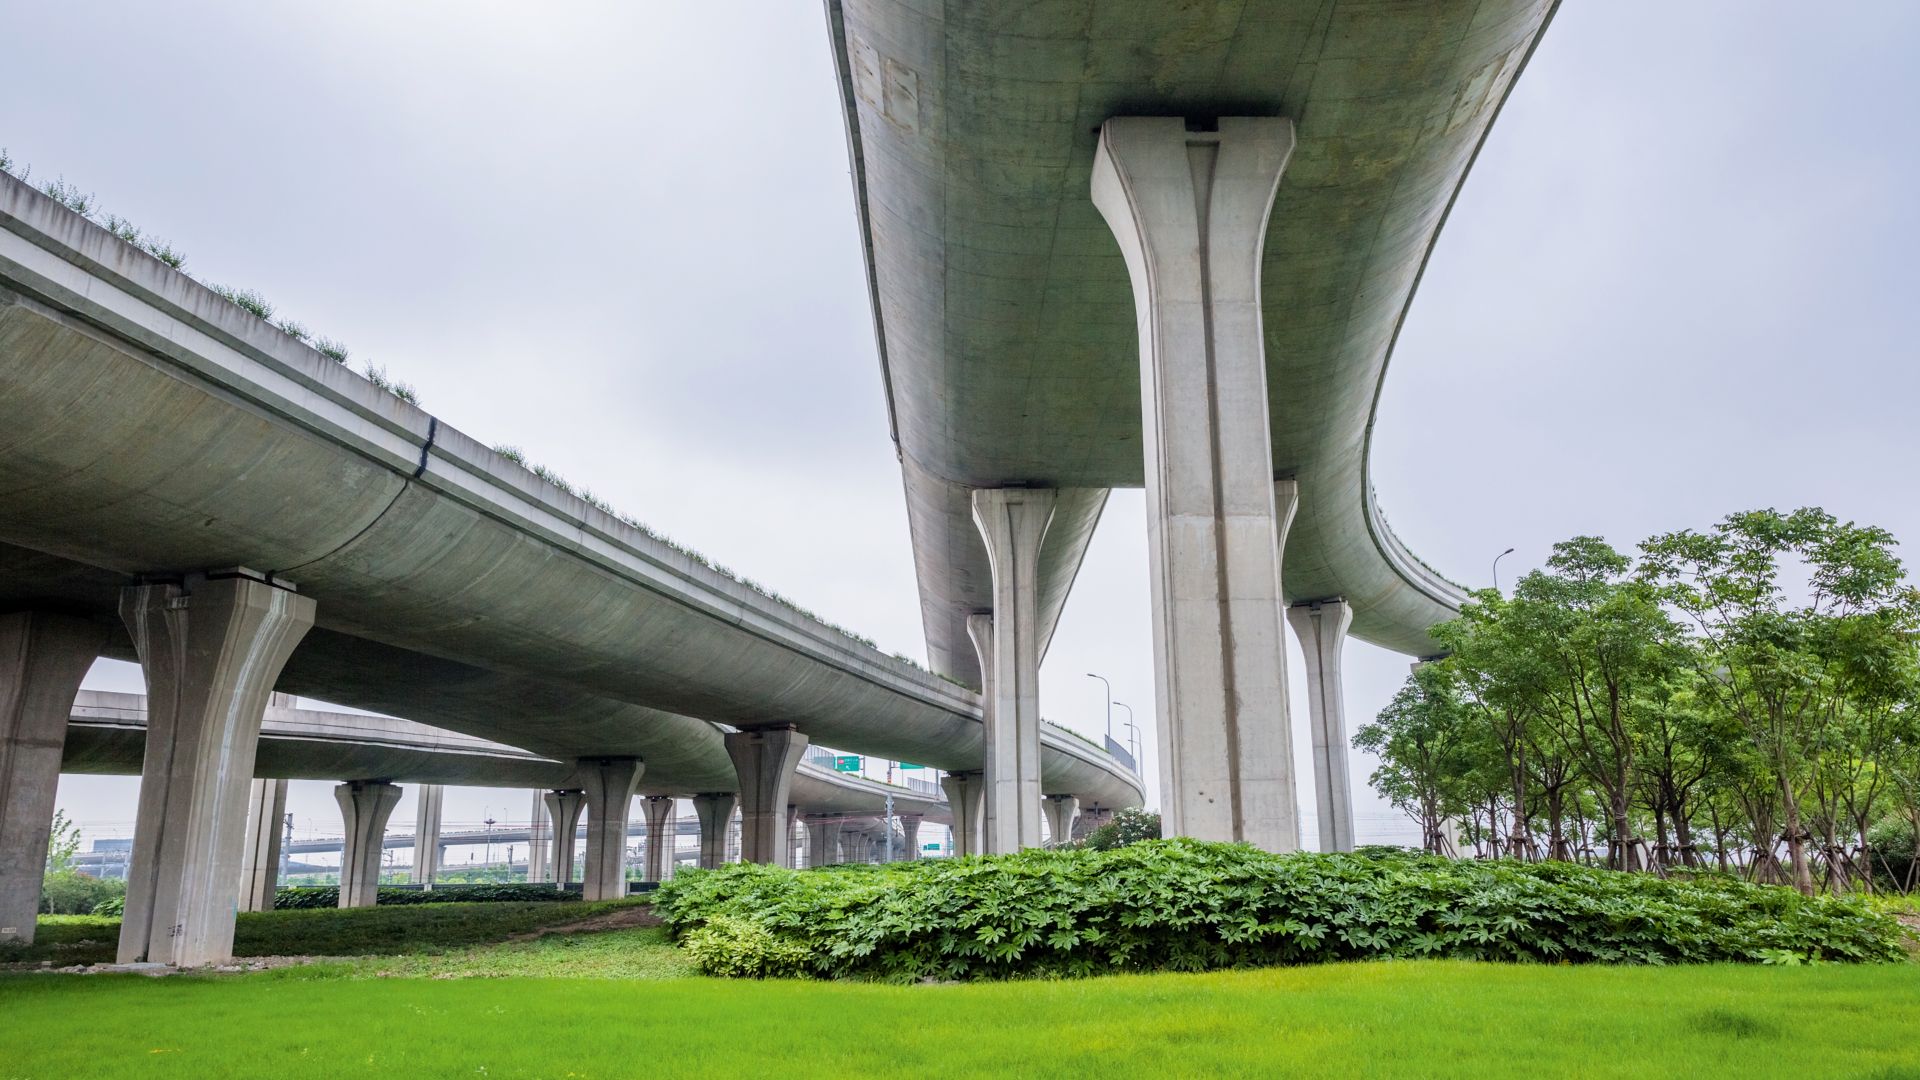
xmin=506 ymin=904 xmax=661 ymax=942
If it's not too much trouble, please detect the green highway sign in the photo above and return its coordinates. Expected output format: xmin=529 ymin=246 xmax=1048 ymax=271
xmin=833 ymin=755 xmax=863 ymax=773
xmin=922 ymin=843 xmax=941 ymax=851
xmin=899 ymin=762 xmax=925 ymax=770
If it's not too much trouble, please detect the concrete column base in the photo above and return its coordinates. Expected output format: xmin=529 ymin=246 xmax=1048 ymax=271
xmin=580 ymin=758 xmax=643 ymax=901
xmin=240 ymin=778 xmax=288 ymax=912
xmin=543 ymin=790 xmax=585 ymax=884
xmin=969 ymin=489 xmax=1052 ymax=854
xmin=1288 ymin=599 xmax=1356 ymax=852
xmin=1043 ymin=795 xmax=1080 ymax=848
xmin=691 ymin=793 xmax=737 ymax=870
xmin=641 ymin=796 xmax=675 ymax=882
xmin=724 ymin=727 xmax=809 ymax=866
xmin=413 ymin=784 xmax=445 ymax=886
xmin=0 ymin=612 xmax=105 ymax=944
xmin=336 ymin=780 xmax=402 ymax=908
xmin=804 ymin=816 xmax=841 ymax=868
xmin=117 ymin=573 xmax=314 ymax=966
xmin=939 ymin=771 xmax=986 ymax=857
xmin=1093 ymin=117 xmax=1301 ymax=853
xmin=899 ymin=814 xmax=923 ymax=860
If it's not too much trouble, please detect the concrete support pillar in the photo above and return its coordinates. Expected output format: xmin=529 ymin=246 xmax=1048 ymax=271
xmin=724 ymin=727 xmax=809 ymax=866
xmin=641 ymin=796 xmax=675 ymax=882
xmin=939 ymin=771 xmax=986 ymax=857
xmin=543 ymin=790 xmax=585 ymax=884
xmin=1288 ymin=598 xmax=1356 ymax=853
xmin=786 ymin=803 xmax=802 ymax=868
xmin=239 ymin=778 xmax=287 ymax=912
xmin=1077 ymin=805 xmax=1115 ymax=842
xmin=0 ymin=612 xmax=105 ymax=944
xmin=1092 ymin=116 xmax=1300 ymax=853
xmin=412 ymin=784 xmax=444 ymax=885
xmin=968 ymin=489 xmax=1052 ymax=854
xmin=524 ymin=789 xmax=548 ymax=884
xmin=335 ymin=780 xmax=402 ymax=909
xmin=899 ymin=814 xmax=922 ymax=860
xmin=117 ymin=573 xmax=314 ymax=966
xmin=1043 ymin=795 xmax=1080 ymax=848
xmin=579 ymin=758 xmax=643 ymax=901
xmin=691 ymin=793 xmax=736 ymax=870
xmin=805 ymin=816 xmax=841 ymax=867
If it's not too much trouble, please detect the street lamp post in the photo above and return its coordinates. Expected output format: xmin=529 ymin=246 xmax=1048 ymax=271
xmin=1114 ymin=701 xmax=1138 ymax=763
xmin=1086 ymin=673 xmax=1113 ymax=740
xmin=1492 ymin=547 xmax=1516 ymax=595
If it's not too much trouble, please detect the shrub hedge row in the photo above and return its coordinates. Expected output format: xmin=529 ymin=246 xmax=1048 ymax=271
xmin=273 ymin=884 xmax=584 ymax=909
xmin=652 ymin=840 xmax=1910 ymax=980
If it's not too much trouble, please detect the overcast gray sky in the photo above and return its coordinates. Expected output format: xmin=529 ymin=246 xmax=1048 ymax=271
xmin=9 ymin=2 xmax=1915 ymax=853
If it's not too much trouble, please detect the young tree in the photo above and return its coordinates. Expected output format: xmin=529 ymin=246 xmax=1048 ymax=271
xmin=1641 ymin=508 xmax=1920 ymax=895
xmin=1353 ymin=665 xmax=1477 ymax=855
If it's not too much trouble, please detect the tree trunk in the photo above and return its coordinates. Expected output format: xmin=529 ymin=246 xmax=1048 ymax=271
xmin=1778 ymin=779 xmax=1815 ymax=896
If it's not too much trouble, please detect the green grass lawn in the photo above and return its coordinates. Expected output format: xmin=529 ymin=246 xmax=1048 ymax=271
xmin=3 ymin=904 xmax=1917 ymax=1079
xmin=6 ymin=900 xmax=648 ymax=967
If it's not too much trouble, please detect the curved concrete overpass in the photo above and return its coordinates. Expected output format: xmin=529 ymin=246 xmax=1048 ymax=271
xmin=0 ymin=173 xmax=1141 ymax=814
xmin=824 ymin=0 xmax=1558 ymax=681
xmin=60 ymin=691 xmax=952 ymax=823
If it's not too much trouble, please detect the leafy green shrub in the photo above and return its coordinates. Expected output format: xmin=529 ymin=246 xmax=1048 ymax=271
xmin=681 ymin=915 xmax=812 ymax=978
xmin=653 ymin=841 xmax=1909 ymax=981
xmin=39 ymin=871 xmax=124 ymax=916
xmin=1082 ymin=807 xmax=1160 ymax=850
xmin=91 ymin=894 xmax=126 ymax=917
xmin=273 ymin=883 xmax=585 ymax=909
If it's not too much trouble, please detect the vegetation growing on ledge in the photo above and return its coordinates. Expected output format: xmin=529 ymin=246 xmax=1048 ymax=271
xmin=653 ymin=841 xmax=1910 ymax=980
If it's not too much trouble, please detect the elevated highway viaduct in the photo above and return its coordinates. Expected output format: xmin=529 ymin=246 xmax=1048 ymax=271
xmin=0 ymin=170 xmax=1138 ymax=962
xmin=54 ymin=692 xmax=949 ymax=911
xmin=824 ymin=0 xmax=1556 ymax=851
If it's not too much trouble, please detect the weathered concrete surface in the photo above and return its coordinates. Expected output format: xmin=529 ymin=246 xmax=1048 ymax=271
xmin=1043 ymin=794 xmax=1079 ymax=848
xmin=1094 ymin=116 xmax=1300 ymax=852
xmin=939 ymin=770 xmax=985 ymax=857
xmin=0 ymin=611 xmax=105 ymax=943
xmin=826 ymin=1 xmax=1557 ymax=685
xmin=641 ymin=795 xmax=675 ymax=882
xmin=0 ymin=172 xmax=1143 ymax=814
xmin=334 ymin=780 xmax=402 ymax=908
xmin=579 ymin=758 xmax=642 ymax=901
xmin=970 ymin=490 xmax=1052 ymax=852
xmin=725 ymin=728 xmax=809 ymax=867
xmin=1288 ymin=598 xmax=1355 ymax=852
xmin=691 ymin=793 xmax=736 ymax=870
xmin=412 ymin=784 xmax=445 ymax=884
xmin=543 ymin=790 xmax=584 ymax=884
xmin=117 ymin=574 xmax=313 ymax=966
xmin=240 ymin=777 xmax=287 ymax=911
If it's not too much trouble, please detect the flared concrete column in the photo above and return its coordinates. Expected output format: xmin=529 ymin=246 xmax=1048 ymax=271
xmin=1288 ymin=599 xmax=1356 ymax=853
xmin=939 ymin=771 xmax=986 ymax=857
xmin=1043 ymin=795 xmax=1080 ymax=848
xmin=524 ymin=789 xmax=550 ymax=884
xmin=412 ymin=784 xmax=444 ymax=885
xmin=1092 ymin=116 xmax=1300 ymax=853
xmin=117 ymin=573 xmax=314 ymax=966
xmin=0 ymin=612 xmax=104 ymax=944
xmin=239 ymin=778 xmax=287 ymax=912
xmin=724 ymin=727 xmax=809 ymax=866
xmin=805 ymin=816 xmax=840 ymax=867
xmin=335 ymin=780 xmax=401 ymax=908
xmin=543 ymin=790 xmax=585 ymax=884
xmin=691 ymin=793 xmax=736 ymax=870
xmin=899 ymin=814 xmax=922 ymax=860
xmin=969 ymin=489 xmax=1053 ymax=853
xmin=641 ymin=796 xmax=675 ymax=882
xmin=580 ymin=758 xmax=643 ymax=901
